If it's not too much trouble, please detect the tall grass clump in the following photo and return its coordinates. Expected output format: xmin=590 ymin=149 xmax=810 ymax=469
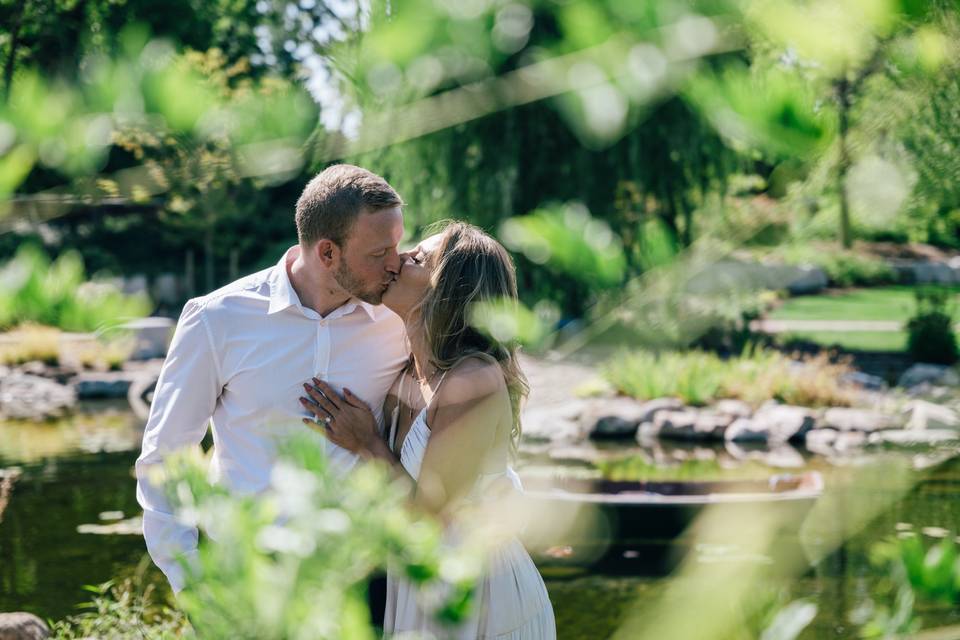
xmin=51 ymin=571 xmax=189 ymax=640
xmin=0 ymin=245 xmax=151 ymax=333
xmin=603 ymin=348 xmax=854 ymax=407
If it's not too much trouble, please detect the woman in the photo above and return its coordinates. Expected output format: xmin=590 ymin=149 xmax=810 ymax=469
xmin=300 ymin=221 xmax=556 ymax=638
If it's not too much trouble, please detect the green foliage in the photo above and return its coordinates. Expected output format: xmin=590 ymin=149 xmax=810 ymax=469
xmin=0 ymin=244 xmax=150 ymax=332
xmin=858 ymin=532 xmax=960 ymax=637
xmin=602 ymin=348 xmax=854 ymax=407
xmin=157 ymin=435 xmax=480 ymax=639
xmin=51 ymin=576 xmax=189 ymax=640
xmin=899 ymin=72 xmax=960 ymax=248
xmin=906 ymin=288 xmax=960 ymax=364
xmin=500 ymin=203 xmax=626 ymax=289
xmin=685 ymin=64 xmax=835 ymax=161
xmin=469 ymin=296 xmax=558 ymax=352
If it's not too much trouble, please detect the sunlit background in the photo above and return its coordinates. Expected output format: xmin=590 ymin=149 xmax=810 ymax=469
xmin=2 ymin=0 xmax=960 ymax=638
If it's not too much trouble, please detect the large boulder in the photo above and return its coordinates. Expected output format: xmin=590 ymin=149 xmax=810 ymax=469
xmin=724 ymin=417 xmax=768 ymax=443
xmin=0 ymin=612 xmax=50 ymax=639
xmin=902 ymin=400 xmax=960 ymax=431
xmin=521 ymin=399 xmax=590 ymax=443
xmin=784 ymin=264 xmax=830 ymax=295
xmin=751 ymin=403 xmax=818 ymax=443
xmin=822 ymin=408 xmax=897 ymax=432
xmin=712 ymin=399 xmax=753 ymax=420
xmin=122 ymin=317 xmax=175 ymax=360
xmin=898 ymin=364 xmax=960 ymax=389
xmin=841 ymin=371 xmax=887 ymax=392
xmin=0 ymin=371 xmax=76 ymax=420
xmin=72 ymin=371 xmax=134 ymax=399
xmin=584 ymin=397 xmax=684 ymax=440
xmin=650 ymin=409 xmax=733 ymax=441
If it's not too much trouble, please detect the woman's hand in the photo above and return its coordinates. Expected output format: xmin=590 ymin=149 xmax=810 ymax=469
xmin=300 ymin=378 xmax=380 ymax=454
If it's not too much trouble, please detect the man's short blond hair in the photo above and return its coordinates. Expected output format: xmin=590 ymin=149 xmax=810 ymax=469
xmin=295 ymin=164 xmax=403 ymax=246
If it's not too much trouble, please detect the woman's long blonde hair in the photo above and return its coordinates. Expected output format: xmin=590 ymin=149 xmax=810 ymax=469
xmin=415 ymin=221 xmax=529 ymax=453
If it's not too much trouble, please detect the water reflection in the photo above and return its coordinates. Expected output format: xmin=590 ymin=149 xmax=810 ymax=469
xmin=0 ymin=401 xmax=143 ymax=464
xmin=1 ymin=406 xmax=959 ymax=638
xmin=0 ymin=403 xmax=165 ymax=620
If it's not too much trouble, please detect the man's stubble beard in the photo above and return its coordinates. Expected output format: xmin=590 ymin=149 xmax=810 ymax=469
xmin=334 ymin=261 xmax=384 ymax=305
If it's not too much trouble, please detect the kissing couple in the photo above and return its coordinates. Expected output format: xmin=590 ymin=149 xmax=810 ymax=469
xmin=135 ymin=164 xmax=557 ymax=638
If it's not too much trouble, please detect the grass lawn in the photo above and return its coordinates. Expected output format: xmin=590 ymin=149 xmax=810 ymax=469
xmin=768 ymin=286 xmax=960 ymax=352
xmin=768 ymin=286 xmax=960 ymax=323
xmin=779 ymin=331 xmax=907 ymax=352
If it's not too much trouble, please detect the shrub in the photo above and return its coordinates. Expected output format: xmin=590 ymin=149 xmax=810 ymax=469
xmin=51 ymin=572 xmax=188 ymax=640
xmin=155 ymin=435 xmax=483 ymax=638
xmin=602 ymin=348 xmax=854 ymax=407
xmin=906 ymin=288 xmax=959 ymax=365
xmin=0 ymin=245 xmax=151 ymax=333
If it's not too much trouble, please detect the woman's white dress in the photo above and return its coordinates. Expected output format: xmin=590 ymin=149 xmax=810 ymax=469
xmin=383 ymin=398 xmax=556 ymax=639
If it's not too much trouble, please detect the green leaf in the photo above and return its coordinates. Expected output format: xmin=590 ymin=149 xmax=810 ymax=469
xmin=499 ymin=203 xmax=626 ymax=288
xmin=760 ymin=600 xmax=818 ymax=640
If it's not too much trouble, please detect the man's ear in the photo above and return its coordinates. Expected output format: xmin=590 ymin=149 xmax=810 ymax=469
xmin=315 ymin=239 xmax=340 ymax=268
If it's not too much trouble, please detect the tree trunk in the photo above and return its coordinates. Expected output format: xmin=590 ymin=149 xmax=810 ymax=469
xmin=836 ymin=75 xmax=853 ymax=249
xmin=3 ymin=0 xmax=28 ymax=100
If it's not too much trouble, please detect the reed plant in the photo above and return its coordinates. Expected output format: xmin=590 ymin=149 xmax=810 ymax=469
xmin=602 ymin=348 xmax=855 ymax=408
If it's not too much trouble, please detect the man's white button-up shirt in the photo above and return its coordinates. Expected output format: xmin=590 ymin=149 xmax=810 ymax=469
xmin=135 ymin=246 xmax=409 ymax=592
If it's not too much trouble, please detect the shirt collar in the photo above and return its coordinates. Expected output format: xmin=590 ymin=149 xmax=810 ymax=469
xmin=267 ymin=246 xmax=378 ymax=321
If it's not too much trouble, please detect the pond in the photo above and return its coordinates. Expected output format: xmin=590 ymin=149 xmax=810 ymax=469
xmin=1 ymin=406 xmax=960 ymax=639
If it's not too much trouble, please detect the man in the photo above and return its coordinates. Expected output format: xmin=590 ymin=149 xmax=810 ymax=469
xmin=135 ymin=164 xmax=410 ymax=594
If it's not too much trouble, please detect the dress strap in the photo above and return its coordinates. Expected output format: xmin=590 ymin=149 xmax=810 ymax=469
xmin=388 ymin=362 xmax=411 ymax=454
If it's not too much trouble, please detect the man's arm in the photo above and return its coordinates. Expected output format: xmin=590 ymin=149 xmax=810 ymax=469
xmin=135 ymin=299 xmax=222 ymax=593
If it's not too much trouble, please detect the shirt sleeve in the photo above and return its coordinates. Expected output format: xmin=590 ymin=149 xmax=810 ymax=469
xmin=135 ymin=298 xmax=222 ymax=592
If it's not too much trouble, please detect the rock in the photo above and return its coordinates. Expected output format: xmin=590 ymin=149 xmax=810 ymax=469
xmin=803 ymin=428 xmax=838 ymax=456
xmin=902 ymin=400 xmax=960 ymax=431
xmin=652 ymin=409 xmax=733 ymax=441
xmin=584 ymin=397 xmax=684 ymax=440
xmin=724 ymin=417 xmax=768 ymax=443
xmin=822 ymin=407 xmax=897 ymax=432
xmin=804 ymin=428 xmax=869 ymax=457
xmin=152 ymin=273 xmax=181 ymax=306
xmin=752 ymin=403 xmax=818 ymax=443
xmin=785 ymin=264 xmax=830 ymax=295
xmin=841 ymin=371 xmax=887 ymax=391
xmin=0 ymin=612 xmax=50 ymax=639
xmin=898 ymin=364 xmax=960 ymax=389
xmin=521 ymin=399 xmax=590 ymax=443
xmin=713 ymin=399 xmax=753 ymax=419
xmin=868 ymin=429 xmax=960 ymax=447
xmin=0 ymin=372 xmax=76 ymax=420
xmin=121 ymin=317 xmax=175 ymax=360
xmin=72 ymin=371 xmax=134 ymax=399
